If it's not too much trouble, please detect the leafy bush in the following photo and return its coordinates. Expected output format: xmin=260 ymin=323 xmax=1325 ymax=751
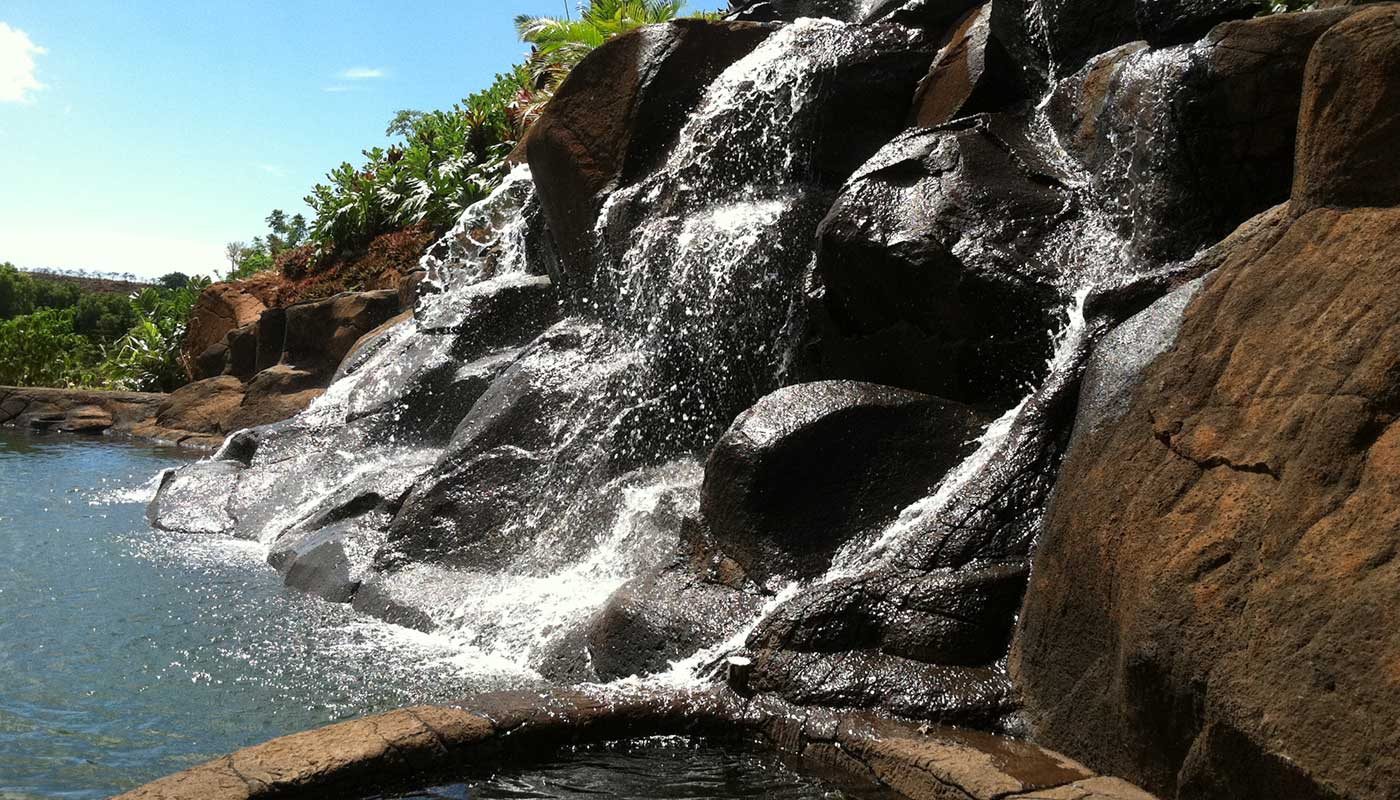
xmin=0 ymin=308 xmax=95 ymax=387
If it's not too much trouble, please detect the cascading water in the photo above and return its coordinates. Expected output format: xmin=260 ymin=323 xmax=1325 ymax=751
xmin=152 ymin=16 xmax=938 ymax=684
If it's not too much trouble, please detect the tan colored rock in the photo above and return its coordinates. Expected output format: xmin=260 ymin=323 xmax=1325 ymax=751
xmin=910 ymin=4 xmax=1017 ymax=127
xmin=183 ymin=283 xmax=268 ymax=380
xmin=1012 ymin=205 xmax=1400 ymax=797
xmin=58 ymin=405 xmax=114 ymax=433
xmin=223 ymin=365 xmax=323 ymax=431
xmin=1293 ymin=3 xmax=1400 ymax=212
xmin=1010 ymin=777 xmax=1160 ymax=799
xmin=145 ymin=376 xmax=245 ymax=436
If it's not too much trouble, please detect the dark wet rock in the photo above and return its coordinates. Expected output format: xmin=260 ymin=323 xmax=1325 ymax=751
xmin=147 ymin=460 xmax=242 ymax=534
xmin=751 ymin=562 xmax=1028 ymax=664
xmin=910 ymin=4 xmax=1022 ymax=127
xmin=585 ymin=564 xmax=764 ymax=680
xmin=699 ymin=380 xmax=989 ymax=583
xmin=254 ymin=307 xmax=286 ymax=373
xmin=1293 ymin=4 xmax=1400 ymax=212
xmin=1012 ymin=205 xmax=1400 ymax=798
xmin=864 ymin=0 xmax=983 ymax=29
xmin=379 ymin=322 xmax=637 ymax=570
xmin=280 ymin=289 xmax=402 ymax=378
xmin=988 ymin=0 xmax=1138 ymax=92
xmin=526 ymin=20 xmax=775 ymax=295
xmin=726 ymin=0 xmax=861 ymax=21
xmin=749 ymin=649 xmax=1017 ymax=726
xmin=811 ymin=118 xmax=1080 ymax=404
xmin=193 ymin=342 xmax=230 ymax=383
xmin=1049 ymin=7 xmax=1360 ymax=261
xmin=269 ymin=515 xmax=390 ymax=604
xmin=1137 ymin=0 xmax=1264 ymax=46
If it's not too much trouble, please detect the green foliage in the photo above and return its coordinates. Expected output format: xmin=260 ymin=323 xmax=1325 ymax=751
xmin=159 ymin=272 xmax=192 ymax=289
xmin=0 ymin=308 xmax=95 ymax=387
xmin=0 ymin=263 xmax=83 ymax=320
xmin=74 ymin=292 xmax=140 ymax=345
xmin=0 ymin=263 xmax=209 ymax=391
xmin=98 ymin=280 xmax=209 ymax=392
xmin=223 ymin=209 xmax=307 ymax=281
xmin=304 ymin=65 xmax=534 ymax=258
xmin=515 ymin=0 xmax=688 ymax=96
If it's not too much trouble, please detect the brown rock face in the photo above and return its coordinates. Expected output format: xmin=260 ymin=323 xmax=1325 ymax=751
xmin=183 ymin=284 xmax=268 ymax=380
xmin=525 ymin=19 xmax=774 ymax=293
xmin=280 ymin=289 xmax=401 ymax=377
xmin=1011 ymin=206 xmax=1400 ymax=798
xmin=910 ymin=4 xmax=1018 ymax=127
xmin=1293 ymin=4 xmax=1400 ymax=212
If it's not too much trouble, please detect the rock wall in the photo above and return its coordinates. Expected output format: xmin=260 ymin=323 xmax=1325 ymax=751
xmin=1012 ymin=7 xmax=1400 ymax=798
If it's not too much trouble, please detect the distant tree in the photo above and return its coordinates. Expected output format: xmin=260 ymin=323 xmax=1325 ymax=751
xmin=265 ymin=209 xmax=309 ymax=254
xmin=0 ymin=263 xmax=35 ymax=320
xmin=386 ymin=109 xmax=427 ymax=138
xmin=225 ymin=241 xmax=246 ymax=273
xmin=73 ymin=292 xmax=140 ymax=346
xmin=159 ymin=272 xmax=192 ymax=289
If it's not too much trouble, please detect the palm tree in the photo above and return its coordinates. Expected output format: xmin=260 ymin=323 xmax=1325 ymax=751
xmin=515 ymin=1 xmax=695 ymax=98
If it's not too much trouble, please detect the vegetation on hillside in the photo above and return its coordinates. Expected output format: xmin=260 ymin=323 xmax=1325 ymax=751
xmin=0 ymin=262 xmax=207 ymax=391
xmin=226 ymin=0 xmax=712 ymax=293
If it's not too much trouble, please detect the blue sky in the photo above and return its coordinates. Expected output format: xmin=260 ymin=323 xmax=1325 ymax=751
xmin=0 ymin=1 xmax=726 ymax=278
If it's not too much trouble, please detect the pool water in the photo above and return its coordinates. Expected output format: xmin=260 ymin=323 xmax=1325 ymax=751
xmin=0 ymin=430 xmax=532 ymax=799
xmin=375 ymin=741 xmax=897 ymax=800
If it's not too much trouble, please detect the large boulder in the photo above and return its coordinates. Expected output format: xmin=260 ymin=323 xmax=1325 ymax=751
xmin=1292 ymin=4 xmax=1400 ymax=213
xmin=183 ymin=283 xmax=268 ymax=380
xmin=525 ymin=19 xmax=775 ymax=295
xmin=699 ymin=380 xmax=990 ymax=584
xmin=1048 ymin=6 xmax=1360 ymax=261
xmin=910 ymin=4 xmax=1021 ymax=127
xmin=811 ymin=117 xmax=1080 ymax=404
xmin=279 ymin=289 xmax=402 ymax=378
xmin=1012 ymin=201 xmax=1400 ymax=796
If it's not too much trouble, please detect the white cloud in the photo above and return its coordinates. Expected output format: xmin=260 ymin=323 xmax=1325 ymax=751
xmin=0 ymin=227 xmax=225 ymax=280
xmin=0 ymin=22 xmax=46 ymax=103
xmin=338 ymin=66 xmax=385 ymax=80
xmin=322 ymin=85 xmax=354 ymax=93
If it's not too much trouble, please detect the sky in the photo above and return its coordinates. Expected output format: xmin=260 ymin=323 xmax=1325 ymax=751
xmin=0 ymin=1 xmax=726 ymax=279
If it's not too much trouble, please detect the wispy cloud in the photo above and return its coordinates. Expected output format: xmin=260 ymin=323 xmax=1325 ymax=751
xmin=255 ymin=163 xmax=285 ymax=177
xmin=322 ymin=85 xmax=354 ymax=93
xmin=0 ymin=21 xmax=46 ymax=103
xmin=338 ymin=66 xmax=385 ymax=80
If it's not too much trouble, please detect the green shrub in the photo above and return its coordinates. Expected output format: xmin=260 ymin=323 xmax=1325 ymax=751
xmin=0 ymin=308 xmax=94 ymax=387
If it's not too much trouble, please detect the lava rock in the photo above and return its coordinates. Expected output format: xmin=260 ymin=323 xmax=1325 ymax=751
xmin=812 ymin=117 xmax=1076 ymax=404
xmin=726 ymin=0 xmax=863 ymax=21
xmin=585 ymin=564 xmax=764 ymax=680
xmin=1137 ymin=0 xmax=1264 ymax=45
xmin=863 ymin=0 xmax=983 ymax=29
xmin=149 ymin=375 xmax=246 ymax=436
xmin=254 ymin=307 xmax=286 ymax=373
xmin=1011 ymin=204 xmax=1400 ymax=798
xmin=182 ymin=283 xmax=268 ymax=381
xmin=147 ymin=460 xmax=243 ymax=534
xmin=224 ymin=365 xmax=324 ymax=432
xmin=526 ymin=19 xmax=775 ymax=295
xmin=1293 ymin=4 xmax=1400 ymax=212
xmin=280 ymin=289 xmax=402 ymax=378
xmin=699 ymin=380 xmax=989 ymax=583
xmin=1050 ymin=6 xmax=1360 ymax=261
xmin=910 ymin=4 xmax=1022 ymax=127
xmin=223 ymin=323 xmax=259 ymax=380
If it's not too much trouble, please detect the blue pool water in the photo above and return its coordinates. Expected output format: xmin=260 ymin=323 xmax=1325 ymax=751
xmin=0 ymin=429 xmax=526 ymax=798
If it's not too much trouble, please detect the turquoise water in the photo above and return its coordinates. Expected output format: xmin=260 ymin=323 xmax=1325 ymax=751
xmin=0 ymin=429 xmax=527 ymax=799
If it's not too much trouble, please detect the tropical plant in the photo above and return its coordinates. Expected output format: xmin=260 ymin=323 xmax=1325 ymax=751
xmin=516 ymin=0 xmax=688 ymax=96
xmin=0 ymin=308 xmax=94 ymax=387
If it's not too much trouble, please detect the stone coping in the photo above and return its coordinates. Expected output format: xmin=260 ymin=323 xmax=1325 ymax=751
xmin=0 ymin=385 xmax=222 ymax=450
xmin=114 ymin=685 xmax=1158 ymax=800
